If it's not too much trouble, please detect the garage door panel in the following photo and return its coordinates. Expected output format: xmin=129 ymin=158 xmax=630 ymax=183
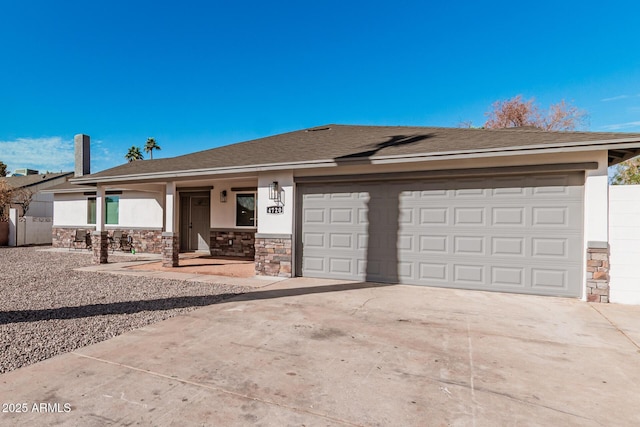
xmin=329 ymin=258 xmax=354 ymax=275
xmin=419 ymin=235 xmax=448 ymax=253
xmin=357 ymin=208 xmax=368 ymax=224
xmin=532 ymin=207 xmax=568 ymax=226
xmin=299 ymin=173 xmax=583 ymax=297
xmin=419 ymin=189 xmax=448 ymax=198
xmin=399 ymin=208 xmax=414 ymax=225
xmin=329 ymin=233 xmax=354 ymax=249
xmin=420 ymin=207 xmax=449 ymax=225
xmin=397 ymin=262 xmax=414 ymax=280
xmin=453 ymin=264 xmax=485 ymax=284
xmin=532 ymin=238 xmax=568 ymax=258
xmin=531 ymin=268 xmax=569 ymax=290
xmin=303 ymin=208 xmax=325 ymax=223
xmin=329 ymin=208 xmax=355 ymax=224
xmin=454 ymin=207 xmax=485 ymax=225
xmin=303 ymin=257 xmax=325 ymax=274
xmin=491 ymin=237 xmax=525 ymax=256
xmin=491 ymin=266 xmax=525 ymax=287
xmin=453 ymin=236 xmax=485 ymax=255
xmin=419 ymin=262 xmax=448 ymax=281
xmin=329 ymin=192 xmax=358 ymax=200
xmin=304 ymin=233 xmax=324 ymax=248
xmin=397 ymin=234 xmax=415 ymax=251
xmin=492 ymin=207 xmax=525 ymax=226
xmin=455 ymin=187 xmax=487 ymax=197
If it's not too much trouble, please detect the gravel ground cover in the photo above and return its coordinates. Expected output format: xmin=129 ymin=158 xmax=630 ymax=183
xmin=0 ymin=246 xmax=248 ymax=374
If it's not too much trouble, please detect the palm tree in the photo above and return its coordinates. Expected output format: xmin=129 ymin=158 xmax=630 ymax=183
xmin=144 ymin=137 xmax=161 ymax=160
xmin=125 ymin=146 xmax=144 ymax=162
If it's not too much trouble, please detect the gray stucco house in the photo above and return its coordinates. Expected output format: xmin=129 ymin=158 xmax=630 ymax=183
xmin=50 ymin=125 xmax=640 ymax=302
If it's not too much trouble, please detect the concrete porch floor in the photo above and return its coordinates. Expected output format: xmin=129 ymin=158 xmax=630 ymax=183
xmin=43 ymin=248 xmax=275 ymax=287
xmin=127 ymin=252 xmax=256 ymax=278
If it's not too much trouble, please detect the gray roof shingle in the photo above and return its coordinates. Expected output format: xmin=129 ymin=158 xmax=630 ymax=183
xmin=74 ymin=124 xmax=640 ymax=182
xmin=1 ymin=172 xmax=72 ymax=189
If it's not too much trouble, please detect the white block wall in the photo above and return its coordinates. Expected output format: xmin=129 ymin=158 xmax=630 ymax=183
xmin=609 ymin=185 xmax=640 ymax=305
xmin=19 ymin=217 xmax=53 ymax=245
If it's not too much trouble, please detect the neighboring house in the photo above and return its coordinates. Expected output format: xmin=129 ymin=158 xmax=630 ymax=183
xmin=50 ymin=126 xmax=640 ymax=302
xmin=2 ymin=171 xmax=73 ymax=217
xmin=1 ymin=171 xmax=72 ymax=246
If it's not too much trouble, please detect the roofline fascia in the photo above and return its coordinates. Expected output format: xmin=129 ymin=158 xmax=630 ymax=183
xmin=69 ymin=137 xmax=640 ymax=185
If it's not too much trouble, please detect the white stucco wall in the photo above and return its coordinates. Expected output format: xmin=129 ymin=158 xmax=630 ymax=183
xmin=54 ymin=191 xmax=163 ymax=228
xmin=54 ymin=194 xmax=90 ymax=226
xmin=609 ymin=185 xmax=640 ymax=305
xmin=257 ymin=171 xmax=294 ymax=235
xmin=209 ymin=179 xmax=258 ymax=229
xmin=118 ymin=191 xmax=163 ymax=228
xmin=583 ymin=151 xmax=609 ymax=244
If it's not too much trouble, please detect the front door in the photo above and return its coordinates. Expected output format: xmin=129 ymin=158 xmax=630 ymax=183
xmin=190 ymin=197 xmax=210 ymax=252
xmin=179 ymin=194 xmax=210 ymax=252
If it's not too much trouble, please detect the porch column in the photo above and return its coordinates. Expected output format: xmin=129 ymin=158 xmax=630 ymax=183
xmin=162 ymin=181 xmax=179 ymax=267
xmin=255 ymin=171 xmax=294 ymax=277
xmin=584 ymin=151 xmax=610 ymax=302
xmin=92 ymin=185 xmax=109 ymax=264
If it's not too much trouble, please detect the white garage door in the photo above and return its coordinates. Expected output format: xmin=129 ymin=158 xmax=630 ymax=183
xmin=297 ymin=173 xmax=584 ymax=297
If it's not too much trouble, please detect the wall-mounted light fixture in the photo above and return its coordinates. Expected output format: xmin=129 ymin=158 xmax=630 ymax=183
xmin=220 ymin=190 xmax=227 ymax=203
xmin=269 ymin=181 xmax=280 ymax=202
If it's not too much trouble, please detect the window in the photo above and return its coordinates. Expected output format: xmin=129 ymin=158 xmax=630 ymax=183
xmin=87 ymin=198 xmax=96 ymax=224
xmin=236 ymin=193 xmax=255 ymax=227
xmin=87 ymin=196 xmax=119 ymax=225
xmin=105 ymin=196 xmax=119 ymax=224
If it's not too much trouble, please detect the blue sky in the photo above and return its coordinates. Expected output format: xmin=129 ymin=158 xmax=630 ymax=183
xmin=1 ymin=1 xmax=639 ymax=174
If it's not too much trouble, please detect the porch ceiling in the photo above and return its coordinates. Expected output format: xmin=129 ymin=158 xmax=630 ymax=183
xmin=609 ymin=148 xmax=640 ymax=166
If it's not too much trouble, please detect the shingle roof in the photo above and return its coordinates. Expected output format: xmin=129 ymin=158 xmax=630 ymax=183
xmin=1 ymin=172 xmax=72 ymax=189
xmin=42 ymin=180 xmax=95 ymax=193
xmin=74 ymin=124 xmax=640 ymax=183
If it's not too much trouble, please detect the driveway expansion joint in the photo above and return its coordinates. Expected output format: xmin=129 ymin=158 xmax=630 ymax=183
xmin=589 ymin=304 xmax=640 ymax=352
xmin=70 ymin=352 xmax=363 ymax=426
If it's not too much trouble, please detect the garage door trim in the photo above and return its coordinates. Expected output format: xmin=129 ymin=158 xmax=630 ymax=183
xmin=294 ymin=162 xmax=597 ymax=184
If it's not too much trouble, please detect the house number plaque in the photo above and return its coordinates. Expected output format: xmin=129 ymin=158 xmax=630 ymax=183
xmin=266 ymin=206 xmax=284 ymax=214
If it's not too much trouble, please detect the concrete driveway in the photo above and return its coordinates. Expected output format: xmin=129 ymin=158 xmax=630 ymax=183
xmin=1 ymin=278 xmax=639 ymax=426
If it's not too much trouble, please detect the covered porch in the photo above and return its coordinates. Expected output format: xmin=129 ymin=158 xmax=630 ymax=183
xmin=88 ymin=170 xmax=293 ymax=278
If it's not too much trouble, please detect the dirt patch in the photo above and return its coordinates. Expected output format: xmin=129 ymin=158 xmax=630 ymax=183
xmin=128 ymin=255 xmax=255 ymax=278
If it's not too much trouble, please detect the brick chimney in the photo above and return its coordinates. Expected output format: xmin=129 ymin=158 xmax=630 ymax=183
xmin=74 ymin=134 xmax=90 ymax=177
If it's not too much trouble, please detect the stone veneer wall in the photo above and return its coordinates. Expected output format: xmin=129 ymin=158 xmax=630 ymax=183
xmin=254 ymin=234 xmax=292 ymax=277
xmin=53 ymin=227 xmax=95 ymax=249
xmin=91 ymin=231 xmax=109 ymax=264
xmin=118 ymin=229 xmax=163 ymax=254
xmin=52 ymin=227 xmax=163 ymax=254
xmin=210 ymin=229 xmax=255 ymax=257
xmin=586 ymin=243 xmax=610 ymax=303
xmin=162 ymin=232 xmax=179 ymax=267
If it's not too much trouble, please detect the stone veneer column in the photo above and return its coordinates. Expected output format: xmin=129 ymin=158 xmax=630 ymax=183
xmin=254 ymin=234 xmax=292 ymax=277
xmin=162 ymin=232 xmax=179 ymax=267
xmin=91 ymin=231 xmax=109 ymax=264
xmin=586 ymin=242 xmax=610 ymax=303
